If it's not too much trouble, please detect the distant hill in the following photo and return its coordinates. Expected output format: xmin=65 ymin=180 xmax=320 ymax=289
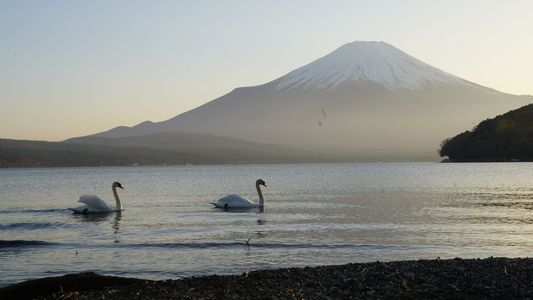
xmin=66 ymin=131 xmax=431 ymax=163
xmin=0 ymin=133 xmax=343 ymax=168
xmin=0 ymin=138 xmax=184 ymax=167
xmin=439 ymin=104 xmax=533 ymax=162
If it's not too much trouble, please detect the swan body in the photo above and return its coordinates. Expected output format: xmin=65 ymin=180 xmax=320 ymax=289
xmin=69 ymin=182 xmax=124 ymax=214
xmin=212 ymin=179 xmax=266 ymax=209
xmin=215 ymin=194 xmax=261 ymax=208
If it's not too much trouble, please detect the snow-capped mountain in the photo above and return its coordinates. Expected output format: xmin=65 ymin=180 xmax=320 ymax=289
xmin=73 ymin=41 xmax=532 ymax=161
xmin=274 ymin=41 xmax=464 ymax=91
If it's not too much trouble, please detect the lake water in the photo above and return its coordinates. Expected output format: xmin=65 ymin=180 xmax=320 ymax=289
xmin=2 ymin=163 xmax=533 ymax=287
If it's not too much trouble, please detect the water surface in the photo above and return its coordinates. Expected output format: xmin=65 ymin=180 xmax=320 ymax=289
xmin=1 ymin=163 xmax=533 ymax=286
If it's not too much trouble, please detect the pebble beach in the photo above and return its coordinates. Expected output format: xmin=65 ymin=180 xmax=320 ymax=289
xmin=3 ymin=257 xmax=533 ymax=299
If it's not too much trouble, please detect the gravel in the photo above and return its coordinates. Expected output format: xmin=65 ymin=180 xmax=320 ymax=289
xmin=3 ymin=257 xmax=533 ymax=299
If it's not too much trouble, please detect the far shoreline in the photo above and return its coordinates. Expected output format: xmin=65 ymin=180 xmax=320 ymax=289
xmin=0 ymin=161 xmax=442 ymax=169
xmin=440 ymin=158 xmax=530 ymax=163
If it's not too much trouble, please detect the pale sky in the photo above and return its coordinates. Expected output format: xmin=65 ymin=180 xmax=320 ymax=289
xmin=1 ymin=0 xmax=532 ymax=141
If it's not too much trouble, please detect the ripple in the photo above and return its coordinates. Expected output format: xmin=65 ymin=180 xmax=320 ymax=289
xmin=0 ymin=222 xmax=69 ymax=231
xmin=109 ymin=242 xmax=420 ymax=251
xmin=0 ymin=240 xmax=57 ymax=248
xmin=0 ymin=208 xmax=67 ymax=214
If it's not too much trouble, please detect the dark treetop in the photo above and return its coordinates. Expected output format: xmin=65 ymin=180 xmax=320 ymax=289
xmin=440 ymin=103 xmax=533 ymax=162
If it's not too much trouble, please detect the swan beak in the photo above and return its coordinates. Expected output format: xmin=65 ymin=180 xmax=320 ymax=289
xmin=263 ymin=183 xmax=267 ymax=187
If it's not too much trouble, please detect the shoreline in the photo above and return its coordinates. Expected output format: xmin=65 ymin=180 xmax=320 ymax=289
xmin=2 ymin=257 xmax=533 ymax=299
xmin=0 ymin=161 xmax=441 ymax=169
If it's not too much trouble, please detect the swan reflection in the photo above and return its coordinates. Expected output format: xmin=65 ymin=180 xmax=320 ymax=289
xmin=71 ymin=211 xmax=122 ymax=236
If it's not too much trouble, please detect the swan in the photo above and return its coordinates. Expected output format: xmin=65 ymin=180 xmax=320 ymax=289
xmin=212 ymin=179 xmax=267 ymax=209
xmin=69 ymin=182 xmax=124 ymax=214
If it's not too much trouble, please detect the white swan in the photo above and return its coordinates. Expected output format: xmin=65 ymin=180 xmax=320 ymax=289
xmin=69 ymin=182 xmax=124 ymax=214
xmin=212 ymin=179 xmax=267 ymax=209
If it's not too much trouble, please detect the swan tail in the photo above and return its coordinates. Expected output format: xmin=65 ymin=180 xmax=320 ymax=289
xmin=69 ymin=205 xmax=89 ymax=214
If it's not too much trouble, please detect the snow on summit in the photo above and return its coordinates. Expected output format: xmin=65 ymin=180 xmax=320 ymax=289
xmin=275 ymin=41 xmax=463 ymax=91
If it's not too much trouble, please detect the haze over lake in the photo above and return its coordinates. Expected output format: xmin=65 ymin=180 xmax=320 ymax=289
xmin=2 ymin=163 xmax=533 ymax=287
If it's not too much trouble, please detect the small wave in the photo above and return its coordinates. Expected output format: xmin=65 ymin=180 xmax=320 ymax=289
xmin=241 ymin=243 xmax=418 ymax=250
xmin=0 ymin=208 xmax=67 ymax=214
xmin=120 ymin=242 xmax=248 ymax=249
xmin=0 ymin=222 xmax=67 ymax=231
xmin=0 ymin=240 xmax=56 ymax=248
xmin=112 ymin=242 xmax=416 ymax=251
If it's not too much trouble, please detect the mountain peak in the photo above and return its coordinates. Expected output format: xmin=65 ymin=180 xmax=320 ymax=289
xmin=274 ymin=41 xmax=463 ymax=91
xmin=338 ymin=40 xmax=394 ymax=50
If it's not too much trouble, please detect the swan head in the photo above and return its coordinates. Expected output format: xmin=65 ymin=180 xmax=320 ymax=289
xmin=112 ymin=182 xmax=124 ymax=189
xmin=256 ymin=179 xmax=267 ymax=187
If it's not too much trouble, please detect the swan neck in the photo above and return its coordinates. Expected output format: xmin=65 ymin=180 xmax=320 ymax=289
xmin=256 ymin=184 xmax=264 ymax=207
xmin=112 ymin=186 xmax=122 ymax=211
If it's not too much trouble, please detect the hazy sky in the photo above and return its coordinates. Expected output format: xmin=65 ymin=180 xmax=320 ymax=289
xmin=1 ymin=0 xmax=532 ymax=141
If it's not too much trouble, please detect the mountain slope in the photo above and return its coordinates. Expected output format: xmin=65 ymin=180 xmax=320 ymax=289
xmin=82 ymin=41 xmax=532 ymax=161
xmin=439 ymin=103 xmax=533 ymax=161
